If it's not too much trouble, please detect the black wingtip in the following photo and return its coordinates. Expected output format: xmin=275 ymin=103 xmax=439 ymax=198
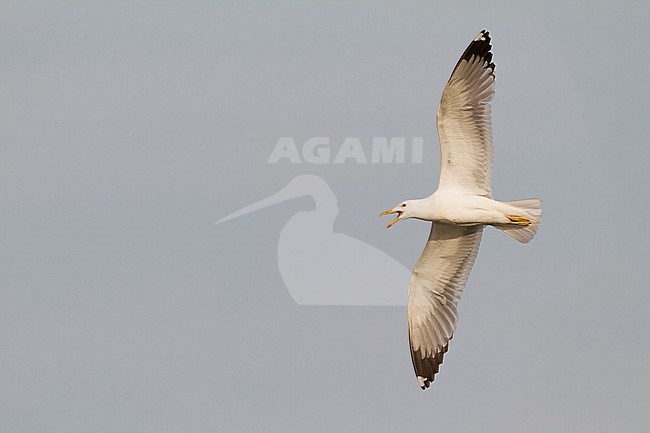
xmin=410 ymin=339 xmax=451 ymax=390
xmin=451 ymin=29 xmax=496 ymax=77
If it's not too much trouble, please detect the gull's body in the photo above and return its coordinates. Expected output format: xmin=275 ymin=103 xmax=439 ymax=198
xmin=381 ymin=30 xmax=542 ymax=389
xmin=399 ymin=192 xmax=536 ymax=227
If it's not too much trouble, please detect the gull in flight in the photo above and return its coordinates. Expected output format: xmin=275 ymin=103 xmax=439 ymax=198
xmin=380 ymin=30 xmax=542 ymax=389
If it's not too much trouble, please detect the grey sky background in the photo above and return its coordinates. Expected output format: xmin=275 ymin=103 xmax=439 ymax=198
xmin=1 ymin=1 xmax=649 ymax=432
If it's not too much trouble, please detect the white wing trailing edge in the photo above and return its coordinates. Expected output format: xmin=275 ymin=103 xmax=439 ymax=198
xmin=408 ymin=223 xmax=483 ymax=389
xmin=436 ymin=30 xmax=496 ymax=196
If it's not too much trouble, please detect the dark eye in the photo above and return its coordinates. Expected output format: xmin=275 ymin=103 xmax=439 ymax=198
xmin=401 ymin=203 xmax=407 ymax=207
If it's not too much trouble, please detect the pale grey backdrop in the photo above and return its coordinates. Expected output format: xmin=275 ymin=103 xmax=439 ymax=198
xmin=1 ymin=1 xmax=649 ymax=432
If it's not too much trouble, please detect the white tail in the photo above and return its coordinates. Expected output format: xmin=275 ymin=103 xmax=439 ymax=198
xmin=496 ymin=198 xmax=542 ymax=243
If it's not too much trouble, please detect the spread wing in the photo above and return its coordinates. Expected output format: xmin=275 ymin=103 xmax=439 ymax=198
xmin=436 ymin=30 xmax=496 ymax=196
xmin=408 ymin=222 xmax=483 ymax=389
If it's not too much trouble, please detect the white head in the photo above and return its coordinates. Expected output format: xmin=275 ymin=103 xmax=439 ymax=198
xmin=379 ymin=199 xmax=422 ymax=229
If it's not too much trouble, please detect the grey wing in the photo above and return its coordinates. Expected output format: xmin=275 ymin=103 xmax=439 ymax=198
xmin=436 ymin=30 xmax=496 ymax=196
xmin=408 ymin=222 xmax=484 ymax=389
